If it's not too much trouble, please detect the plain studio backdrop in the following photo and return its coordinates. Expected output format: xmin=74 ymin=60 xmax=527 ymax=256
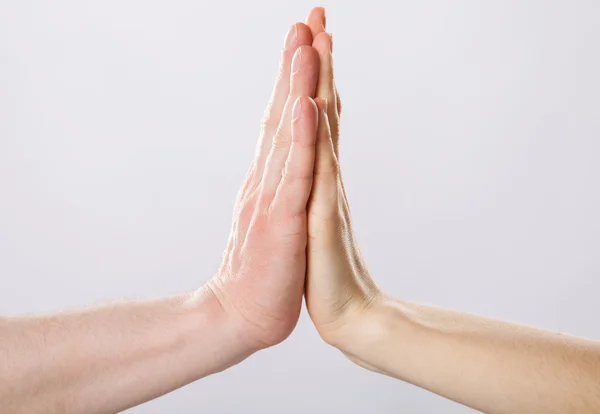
xmin=1 ymin=1 xmax=599 ymax=413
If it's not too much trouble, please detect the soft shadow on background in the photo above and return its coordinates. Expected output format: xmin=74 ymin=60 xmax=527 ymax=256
xmin=1 ymin=1 xmax=599 ymax=413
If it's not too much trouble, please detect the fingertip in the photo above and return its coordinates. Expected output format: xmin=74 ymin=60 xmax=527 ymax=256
xmin=306 ymin=6 xmax=326 ymax=35
xmin=294 ymin=96 xmax=315 ymax=112
xmin=313 ymin=31 xmax=333 ymax=56
xmin=292 ymin=96 xmax=303 ymax=123
xmin=308 ymin=97 xmax=319 ymax=129
xmin=285 ymin=22 xmax=314 ymax=51
xmin=292 ymin=44 xmax=319 ymax=63
xmin=305 ymin=95 xmax=319 ymax=115
xmin=295 ymin=22 xmax=314 ymax=45
xmin=291 ymin=45 xmax=320 ymax=79
xmin=292 ymin=96 xmax=318 ymax=130
xmin=292 ymin=96 xmax=313 ymax=123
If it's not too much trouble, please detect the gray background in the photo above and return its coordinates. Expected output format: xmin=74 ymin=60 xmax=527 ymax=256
xmin=1 ymin=1 xmax=599 ymax=413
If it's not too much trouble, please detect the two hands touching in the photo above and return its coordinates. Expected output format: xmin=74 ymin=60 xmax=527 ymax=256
xmin=2 ymin=7 xmax=600 ymax=414
xmin=2 ymin=9 xmax=379 ymax=414
xmin=205 ymin=8 xmax=374 ymax=355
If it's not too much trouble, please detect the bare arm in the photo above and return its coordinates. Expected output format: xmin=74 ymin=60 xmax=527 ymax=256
xmin=330 ymin=297 xmax=600 ymax=414
xmin=0 ymin=291 xmax=246 ymax=413
xmin=304 ymin=8 xmax=600 ymax=413
xmin=1 ymin=19 xmax=321 ymax=413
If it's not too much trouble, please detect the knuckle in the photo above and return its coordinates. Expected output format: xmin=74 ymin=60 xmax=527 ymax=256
xmin=244 ymin=212 xmax=270 ymax=243
xmin=238 ymin=198 xmax=256 ymax=224
xmin=315 ymin=157 xmax=340 ymax=177
xmin=308 ymin=204 xmax=345 ymax=237
xmin=291 ymin=136 xmax=316 ymax=149
xmin=283 ymin=163 xmax=312 ymax=183
xmin=272 ymin=134 xmax=291 ymax=152
xmin=261 ymin=110 xmax=280 ymax=132
xmin=273 ymin=212 xmax=307 ymax=240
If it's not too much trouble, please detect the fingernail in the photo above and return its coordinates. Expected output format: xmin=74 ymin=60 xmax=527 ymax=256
xmin=322 ymin=7 xmax=327 ymax=30
xmin=292 ymin=97 xmax=303 ymax=122
xmin=284 ymin=24 xmax=297 ymax=50
xmin=292 ymin=47 xmax=303 ymax=73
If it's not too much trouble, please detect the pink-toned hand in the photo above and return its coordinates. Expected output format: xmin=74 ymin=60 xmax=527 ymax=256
xmin=205 ymin=23 xmax=320 ymax=350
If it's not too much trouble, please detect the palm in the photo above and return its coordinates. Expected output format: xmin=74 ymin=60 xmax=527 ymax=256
xmin=304 ymin=21 xmax=380 ymax=340
xmin=207 ymin=23 xmax=320 ymax=349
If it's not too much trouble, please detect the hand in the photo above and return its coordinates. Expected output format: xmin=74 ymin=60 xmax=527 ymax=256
xmin=204 ymin=23 xmax=320 ymax=350
xmin=303 ymin=13 xmax=600 ymax=414
xmin=303 ymin=8 xmax=382 ymax=345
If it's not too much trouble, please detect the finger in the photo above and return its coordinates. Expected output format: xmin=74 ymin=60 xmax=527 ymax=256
xmin=306 ymin=8 xmax=342 ymax=118
xmin=305 ymin=6 xmax=326 ymax=38
xmin=310 ymin=98 xmax=340 ymax=212
xmin=272 ymin=97 xmax=318 ymax=215
xmin=306 ymin=8 xmax=342 ymax=119
xmin=313 ymin=32 xmax=340 ymax=154
xmin=254 ymin=23 xmax=313 ymax=180
xmin=261 ymin=45 xmax=320 ymax=200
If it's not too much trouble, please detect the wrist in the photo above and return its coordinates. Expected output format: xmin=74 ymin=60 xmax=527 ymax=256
xmin=312 ymin=285 xmax=383 ymax=347
xmin=203 ymin=275 xmax=301 ymax=351
xmin=324 ymin=295 xmax=412 ymax=369
xmin=183 ymin=286 xmax=259 ymax=376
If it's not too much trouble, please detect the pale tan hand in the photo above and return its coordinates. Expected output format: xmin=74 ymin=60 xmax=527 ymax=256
xmin=302 ymin=7 xmax=381 ymax=343
xmin=302 ymin=11 xmax=600 ymax=414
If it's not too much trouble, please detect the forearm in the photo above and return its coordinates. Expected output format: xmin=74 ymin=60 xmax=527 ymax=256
xmin=0 ymin=287 xmax=254 ymax=414
xmin=332 ymin=296 xmax=600 ymax=414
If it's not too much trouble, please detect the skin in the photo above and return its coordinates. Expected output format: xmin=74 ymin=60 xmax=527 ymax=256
xmin=1 ymin=6 xmax=599 ymax=414
xmin=303 ymin=7 xmax=600 ymax=414
xmin=205 ymin=22 xmax=320 ymax=350
xmin=0 ymin=22 xmax=320 ymax=413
